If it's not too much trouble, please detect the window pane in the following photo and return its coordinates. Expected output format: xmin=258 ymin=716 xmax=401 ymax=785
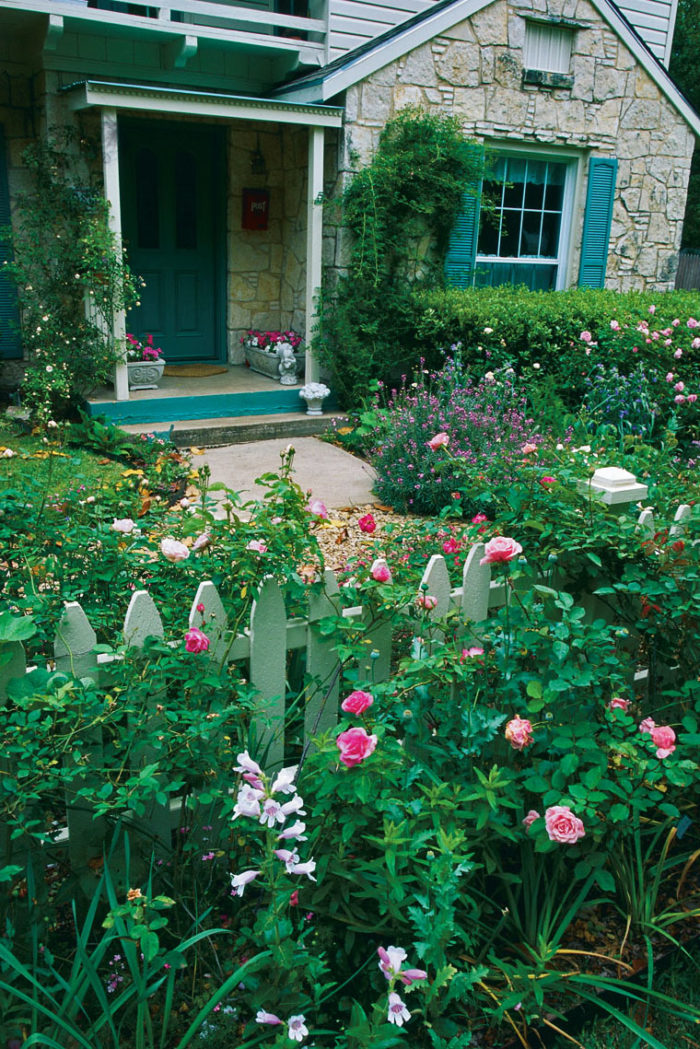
xmin=478 ymin=208 xmax=500 ymax=255
xmin=540 ymin=211 xmax=561 ymax=257
xmin=500 ymin=210 xmax=521 ymax=256
xmin=524 ymin=161 xmax=546 ymax=208
xmin=136 ymin=147 xmax=159 ymax=250
xmin=544 ymin=163 xmax=565 ymax=210
xmin=175 ymin=150 xmax=197 ymax=250
xmin=503 ymin=158 xmax=526 ymax=207
xmin=520 ymin=210 xmax=542 ymax=256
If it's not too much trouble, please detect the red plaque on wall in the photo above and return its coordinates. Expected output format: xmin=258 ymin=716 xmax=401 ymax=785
xmin=242 ymin=188 xmax=270 ymax=230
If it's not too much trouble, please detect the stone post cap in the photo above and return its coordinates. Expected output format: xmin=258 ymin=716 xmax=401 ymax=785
xmin=587 ymin=466 xmax=648 ymax=505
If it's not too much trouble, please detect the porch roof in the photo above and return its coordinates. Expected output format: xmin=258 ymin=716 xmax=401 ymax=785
xmin=62 ymin=79 xmax=344 ymax=128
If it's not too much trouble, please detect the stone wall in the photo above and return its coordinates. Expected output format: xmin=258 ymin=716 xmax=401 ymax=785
xmin=336 ymin=0 xmax=696 ymax=291
xmin=227 ymin=122 xmax=308 ymax=363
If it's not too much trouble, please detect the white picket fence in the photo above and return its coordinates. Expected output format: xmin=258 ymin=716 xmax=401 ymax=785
xmin=0 ymin=482 xmax=693 ymax=874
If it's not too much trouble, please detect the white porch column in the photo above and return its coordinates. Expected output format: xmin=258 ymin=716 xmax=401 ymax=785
xmin=101 ymin=107 xmax=129 ymax=401
xmin=305 ymin=126 xmax=325 ymax=384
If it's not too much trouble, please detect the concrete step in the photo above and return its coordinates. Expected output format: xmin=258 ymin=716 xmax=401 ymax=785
xmin=118 ymin=411 xmax=350 ymax=448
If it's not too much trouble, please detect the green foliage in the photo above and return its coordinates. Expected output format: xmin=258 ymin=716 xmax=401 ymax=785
xmin=316 ymin=107 xmax=483 ymax=406
xmin=1 ymin=129 xmax=141 ymax=425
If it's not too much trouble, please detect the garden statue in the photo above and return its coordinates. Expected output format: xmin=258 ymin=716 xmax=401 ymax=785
xmin=277 ymin=342 xmax=299 ymax=385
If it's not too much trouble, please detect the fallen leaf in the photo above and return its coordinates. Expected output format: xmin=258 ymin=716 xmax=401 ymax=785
xmin=190 ymin=447 xmax=205 ymax=455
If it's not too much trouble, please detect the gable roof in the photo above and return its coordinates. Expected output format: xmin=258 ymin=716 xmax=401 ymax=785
xmin=272 ymin=0 xmax=700 ymax=138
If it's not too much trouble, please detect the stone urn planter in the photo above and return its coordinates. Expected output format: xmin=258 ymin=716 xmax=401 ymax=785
xmin=299 ymin=382 xmax=330 ymax=416
xmin=126 ymin=359 xmax=166 ymax=391
xmin=243 ymin=341 xmax=303 ymax=384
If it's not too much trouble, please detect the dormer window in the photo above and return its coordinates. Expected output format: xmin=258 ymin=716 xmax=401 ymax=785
xmin=524 ymin=21 xmax=573 ymax=74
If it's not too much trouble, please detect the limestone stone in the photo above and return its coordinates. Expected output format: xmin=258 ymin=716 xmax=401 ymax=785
xmin=619 ymin=98 xmax=661 ymax=130
xmin=633 ymin=69 xmax=660 ymax=100
xmin=593 ymin=64 xmax=626 ymax=101
xmin=452 ymin=88 xmax=486 ymax=122
xmin=359 ymin=84 xmax=393 ymax=123
xmin=229 ymin=273 xmax=258 ymax=302
xmin=495 ymin=50 xmax=521 ymax=88
xmin=587 ymin=98 xmax=622 ymax=135
xmin=570 ymin=56 xmax=594 ymax=100
xmin=636 ymin=245 xmax=658 ymax=276
xmin=344 ymin=86 xmax=360 ymax=123
xmin=425 ymin=88 xmax=446 ymax=104
xmin=483 ymin=89 xmax=529 ymax=126
xmin=471 ymin=2 xmax=508 ymax=46
xmin=394 ymin=84 xmax=425 ymax=110
xmin=555 ymin=99 xmax=585 ymax=132
xmin=647 ymin=212 xmax=671 ymax=244
xmin=434 ymin=41 xmax=480 ymax=85
xmin=443 ymin=20 xmax=476 ymax=42
xmin=369 ymin=63 xmax=400 ymax=87
xmin=650 ymin=121 xmax=694 ymax=157
xmin=258 ymin=272 xmax=282 ymax=302
xmin=646 ymin=156 xmax=687 ymax=185
xmin=507 ymin=14 xmax=525 ymax=49
xmin=398 ymin=45 xmax=438 ymax=86
xmin=234 ymin=240 xmax=270 ymax=270
xmin=616 ymin=42 xmax=636 ymax=71
xmin=480 ymin=46 xmax=496 ymax=83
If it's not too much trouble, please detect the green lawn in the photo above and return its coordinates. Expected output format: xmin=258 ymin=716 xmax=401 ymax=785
xmin=0 ymin=417 xmax=126 ymax=495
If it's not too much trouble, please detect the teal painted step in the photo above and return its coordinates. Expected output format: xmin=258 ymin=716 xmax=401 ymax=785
xmin=85 ymin=388 xmax=312 ymax=425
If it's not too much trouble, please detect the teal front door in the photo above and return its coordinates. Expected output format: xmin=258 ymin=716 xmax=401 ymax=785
xmin=120 ymin=121 xmax=224 ymax=363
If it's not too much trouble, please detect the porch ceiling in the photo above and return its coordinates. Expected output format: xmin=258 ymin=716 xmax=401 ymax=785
xmin=62 ymin=78 xmax=344 ymax=127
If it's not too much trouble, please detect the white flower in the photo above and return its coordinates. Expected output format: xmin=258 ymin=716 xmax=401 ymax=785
xmin=281 ymin=795 xmax=306 ymax=818
xmin=289 ymin=860 xmax=316 ymax=881
xmin=259 ymin=798 xmax=286 ymax=828
xmin=277 ymin=820 xmax=307 ymax=842
xmin=387 ymin=992 xmax=411 ymax=1027
xmin=46 ymin=365 xmax=54 ymax=373
xmin=112 ymin=517 xmax=136 ymax=534
xmin=287 ymin=1015 xmax=309 ymax=1042
xmin=192 ymin=532 xmax=211 ymax=552
xmin=230 ymin=870 xmax=260 ymax=897
xmin=160 ymin=537 xmax=190 ymax=562
xmin=232 ymin=785 xmax=263 ymax=820
xmin=234 ymin=751 xmax=263 ymax=777
xmin=2 ymin=448 xmax=15 ymax=458
xmin=379 ymin=946 xmax=408 ymax=979
xmin=271 ymin=765 xmax=298 ymax=795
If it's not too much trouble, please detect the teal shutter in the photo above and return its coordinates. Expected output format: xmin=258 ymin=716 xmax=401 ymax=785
xmin=578 ymin=157 xmax=617 ymax=289
xmin=445 ymin=188 xmax=481 ymax=288
xmin=0 ymin=125 xmax=22 ymax=360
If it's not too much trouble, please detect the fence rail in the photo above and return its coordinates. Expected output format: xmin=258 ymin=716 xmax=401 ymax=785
xmin=0 ymin=482 xmax=693 ymax=875
xmin=675 ymin=250 xmax=700 ymax=290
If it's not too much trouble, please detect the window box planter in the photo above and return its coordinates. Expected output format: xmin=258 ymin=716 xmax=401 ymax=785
xmin=243 ymin=341 xmax=303 ymax=384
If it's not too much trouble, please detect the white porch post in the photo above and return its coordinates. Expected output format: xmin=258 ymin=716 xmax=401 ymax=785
xmin=101 ymin=107 xmax=129 ymax=401
xmin=305 ymin=125 xmax=324 ymax=384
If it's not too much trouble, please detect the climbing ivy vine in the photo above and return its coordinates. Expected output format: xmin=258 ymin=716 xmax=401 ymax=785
xmin=315 ymin=107 xmax=483 ymax=406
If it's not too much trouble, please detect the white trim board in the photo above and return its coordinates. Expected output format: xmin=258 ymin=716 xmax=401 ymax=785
xmin=63 ymin=80 xmax=344 ymax=128
xmin=273 ymin=0 xmax=700 ymax=139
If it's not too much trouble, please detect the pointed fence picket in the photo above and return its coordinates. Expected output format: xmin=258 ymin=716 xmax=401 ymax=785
xmin=0 ymin=486 xmax=695 ymax=875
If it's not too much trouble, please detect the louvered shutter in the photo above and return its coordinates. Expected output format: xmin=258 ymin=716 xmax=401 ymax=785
xmin=0 ymin=126 xmax=22 ymax=360
xmin=444 ymin=188 xmax=481 ymax=289
xmin=578 ymin=157 xmax=617 ymax=289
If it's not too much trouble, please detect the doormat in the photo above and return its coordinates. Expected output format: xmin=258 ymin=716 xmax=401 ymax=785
xmin=163 ymin=364 xmax=229 ymax=378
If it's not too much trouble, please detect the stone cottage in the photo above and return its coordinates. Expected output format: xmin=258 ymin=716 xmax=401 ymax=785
xmin=0 ymin=0 xmax=697 ymax=420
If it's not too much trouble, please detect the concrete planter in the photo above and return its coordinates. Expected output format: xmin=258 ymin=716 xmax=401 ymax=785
xmin=127 ymin=359 xmax=165 ymax=391
xmin=244 ymin=342 xmax=302 ymax=384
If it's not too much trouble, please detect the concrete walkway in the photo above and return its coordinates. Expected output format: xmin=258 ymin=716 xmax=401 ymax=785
xmin=199 ymin=435 xmax=377 ymax=509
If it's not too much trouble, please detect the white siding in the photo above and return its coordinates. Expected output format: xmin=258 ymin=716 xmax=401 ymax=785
xmin=328 ymin=0 xmax=437 ymax=59
xmin=614 ymin=0 xmax=678 ymax=65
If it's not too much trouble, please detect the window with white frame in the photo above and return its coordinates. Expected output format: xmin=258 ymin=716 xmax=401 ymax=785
xmin=474 ymin=155 xmax=575 ymax=291
xmin=524 ymin=21 xmax=573 ymax=74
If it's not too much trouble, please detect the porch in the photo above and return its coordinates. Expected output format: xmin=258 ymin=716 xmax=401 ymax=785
xmin=86 ymin=363 xmax=342 ymax=445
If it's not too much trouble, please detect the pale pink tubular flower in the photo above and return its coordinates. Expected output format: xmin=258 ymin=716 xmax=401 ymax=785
xmin=277 ymin=820 xmax=307 ymax=841
xmin=281 ymin=794 xmax=307 ymax=818
xmin=480 ymin=536 xmax=523 ymax=566
xmin=160 ymin=537 xmax=190 ymax=562
xmin=260 ymin=798 xmax=286 ymax=828
xmin=341 ymin=690 xmax=374 ymax=715
xmin=522 ymin=809 xmax=540 ymax=830
xmin=271 ymin=765 xmax=298 ymax=795
xmin=378 ymin=946 xmax=408 ymax=979
xmin=290 ymin=860 xmax=317 ymax=881
xmin=287 ymin=1015 xmax=309 ymax=1042
xmin=428 ymin=432 xmax=449 ymax=451
xmin=274 ymin=848 xmax=300 ymax=872
xmin=184 ymin=627 xmax=210 ymax=654
xmin=387 ymin=992 xmax=411 ymax=1027
xmin=256 ymin=1010 xmax=282 ymax=1025
xmin=235 ymin=750 xmax=263 ymax=777
xmin=230 ymin=869 xmax=260 ymax=896
xmin=544 ymin=805 xmax=585 ymax=844
xmin=233 ymin=785 xmax=263 ymax=820
xmin=400 ymin=968 xmax=428 ymax=986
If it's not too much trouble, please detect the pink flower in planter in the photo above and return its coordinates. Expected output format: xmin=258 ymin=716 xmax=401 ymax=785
xmin=544 ymin=805 xmax=585 ymax=844
xmin=608 ymin=696 xmax=631 ymax=711
xmin=160 ymin=537 xmax=190 ymax=562
xmin=428 ymin=432 xmax=449 ymax=451
xmin=358 ymin=512 xmax=377 ymax=533
xmin=341 ymin=690 xmax=374 ymax=715
xmin=480 ymin=536 xmax=522 ymax=566
xmin=522 ymin=809 xmax=540 ymax=831
xmin=185 ymin=627 xmax=210 ymax=654
xmin=371 ymin=559 xmax=392 ymax=583
xmin=336 ymin=726 xmax=377 ymax=767
xmin=505 ymin=716 xmax=534 ymax=751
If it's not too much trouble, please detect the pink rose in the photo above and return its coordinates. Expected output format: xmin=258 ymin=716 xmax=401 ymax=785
xmin=247 ymin=539 xmax=268 ymax=553
xmin=666 ymin=372 xmax=674 ymax=382
xmin=160 ymin=537 xmax=190 ymax=562
xmin=185 ymin=627 xmax=210 ymax=654
xmin=650 ymin=724 xmax=676 ymax=759
xmin=688 ymin=394 xmax=698 ymax=403
xmin=428 ymin=432 xmax=449 ymax=451
xmin=308 ymin=499 xmax=328 ymax=518
xmin=688 ymin=317 xmax=698 ymax=328
xmin=461 ymin=646 xmax=484 ymax=660
xmin=371 ymin=559 xmax=392 ymax=583
xmin=521 ymin=443 xmax=538 ymax=455
xmin=639 ymin=717 xmax=656 ymax=735
xmin=692 ymin=337 xmax=700 ymax=349
xmin=471 ymin=513 xmax=488 ymax=524
xmin=522 ymin=809 xmax=540 ymax=830
xmin=608 ymin=696 xmax=631 ymax=711
xmin=675 ymin=395 xmax=686 ymax=404
xmin=674 ymin=381 xmax=685 ymax=392
xmin=674 ymin=348 xmax=683 ymax=359
xmin=358 ymin=513 xmax=377 ymax=533
xmin=112 ymin=517 xmax=136 ymax=534
xmin=480 ymin=536 xmax=523 ymax=566
xmin=336 ymin=726 xmax=378 ymax=767
xmin=416 ymin=593 xmax=438 ymax=610
xmin=442 ymin=537 xmax=459 ymax=554
xmin=610 ymin=320 xmax=620 ymax=331
xmin=505 ymin=716 xmax=534 ymax=751
xmin=580 ymin=330 xmax=592 ymax=343
xmin=544 ymin=805 xmax=585 ymax=844
xmin=539 ymin=476 xmax=556 ymax=486
xmin=649 ymin=305 xmax=656 ymax=315
xmin=192 ymin=532 xmax=211 ymax=552
xmin=341 ymin=690 xmax=374 ymax=715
